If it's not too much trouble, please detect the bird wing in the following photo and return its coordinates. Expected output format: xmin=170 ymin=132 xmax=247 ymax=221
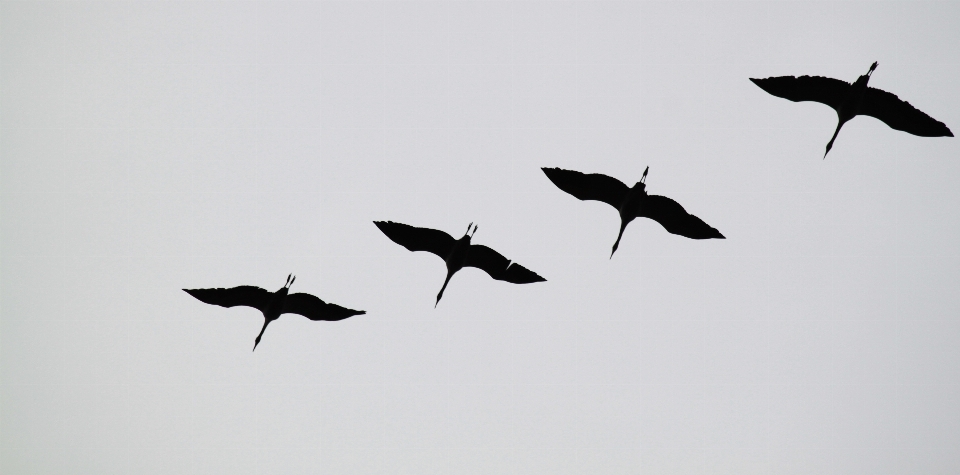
xmin=374 ymin=221 xmax=456 ymax=258
xmin=750 ymin=75 xmax=850 ymax=111
xmin=541 ymin=167 xmax=629 ymax=209
xmin=637 ymin=195 xmax=725 ymax=240
xmin=464 ymin=244 xmax=546 ymax=284
xmin=281 ymin=293 xmax=365 ymax=321
xmin=183 ymin=286 xmax=273 ymax=312
xmin=859 ymin=87 xmax=953 ymax=137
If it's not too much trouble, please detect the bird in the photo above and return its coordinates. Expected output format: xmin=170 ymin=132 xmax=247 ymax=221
xmin=184 ymin=274 xmax=365 ymax=351
xmin=750 ymin=61 xmax=953 ymax=157
xmin=374 ymin=221 xmax=546 ymax=307
xmin=542 ymin=166 xmax=724 ymax=258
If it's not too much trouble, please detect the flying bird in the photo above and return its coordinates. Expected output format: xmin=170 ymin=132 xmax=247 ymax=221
xmin=751 ymin=61 xmax=953 ymax=157
xmin=184 ymin=274 xmax=365 ymax=351
xmin=542 ymin=166 xmax=724 ymax=258
xmin=374 ymin=221 xmax=546 ymax=307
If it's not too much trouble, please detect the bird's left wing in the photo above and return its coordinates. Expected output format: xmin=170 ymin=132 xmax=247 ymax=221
xmin=541 ymin=167 xmax=629 ymax=209
xmin=464 ymin=245 xmax=546 ymax=284
xmin=637 ymin=195 xmax=725 ymax=240
xmin=374 ymin=221 xmax=456 ymax=259
xmin=750 ymin=75 xmax=850 ymax=111
xmin=282 ymin=293 xmax=366 ymax=321
xmin=183 ymin=286 xmax=273 ymax=312
xmin=860 ymin=87 xmax=953 ymax=137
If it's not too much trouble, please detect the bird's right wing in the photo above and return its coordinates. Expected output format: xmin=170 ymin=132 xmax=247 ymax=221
xmin=750 ymin=75 xmax=851 ymax=111
xmin=282 ymin=293 xmax=365 ymax=321
xmin=860 ymin=87 xmax=953 ymax=137
xmin=464 ymin=244 xmax=546 ymax=284
xmin=374 ymin=221 xmax=456 ymax=258
xmin=638 ymin=195 xmax=725 ymax=240
xmin=541 ymin=167 xmax=629 ymax=209
xmin=183 ymin=286 xmax=273 ymax=312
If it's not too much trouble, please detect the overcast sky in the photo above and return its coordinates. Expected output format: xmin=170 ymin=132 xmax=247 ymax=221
xmin=2 ymin=1 xmax=959 ymax=474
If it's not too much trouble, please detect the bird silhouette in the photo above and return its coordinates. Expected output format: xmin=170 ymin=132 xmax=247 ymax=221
xmin=184 ymin=274 xmax=365 ymax=351
xmin=374 ymin=221 xmax=546 ymax=307
xmin=542 ymin=166 xmax=724 ymax=258
xmin=751 ymin=62 xmax=953 ymax=157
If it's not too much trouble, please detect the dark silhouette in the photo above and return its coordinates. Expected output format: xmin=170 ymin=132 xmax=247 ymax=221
xmin=184 ymin=274 xmax=365 ymax=351
xmin=542 ymin=166 xmax=724 ymax=258
xmin=374 ymin=221 xmax=546 ymax=306
xmin=751 ymin=62 xmax=953 ymax=157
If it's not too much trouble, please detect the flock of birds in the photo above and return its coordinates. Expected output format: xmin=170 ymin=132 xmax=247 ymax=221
xmin=185 ymin=62 xmax=953 ymax=351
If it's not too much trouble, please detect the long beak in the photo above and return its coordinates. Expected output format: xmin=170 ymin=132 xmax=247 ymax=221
xmin=436 ymin=269 xmax=455 ymax=308
xmin=610 ymin=219 xmax=629 ymax=259
xmin=253 ymin=320 xmax=270 ymax=351
xmin=824 ymin=120 xmax=843 ymax=159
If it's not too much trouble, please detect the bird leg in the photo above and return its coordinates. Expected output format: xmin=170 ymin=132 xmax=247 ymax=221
xmin=253 ymin=319 xmax=270 ymax=351
xmin=867 ymin=61 xmax=878 ymax=77
xmin=470 ymin=224 xmax=478 ymax=237
xmin=640 ymin=166 xmax=649 ymax=184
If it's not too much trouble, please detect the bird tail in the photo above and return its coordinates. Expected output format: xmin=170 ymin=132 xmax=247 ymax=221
xmin=610 ymin=220 xmax=629 ymax=259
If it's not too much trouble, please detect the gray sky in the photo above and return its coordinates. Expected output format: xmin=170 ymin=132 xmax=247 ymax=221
xmin=2 ymin=1 xmax=959 ymax=474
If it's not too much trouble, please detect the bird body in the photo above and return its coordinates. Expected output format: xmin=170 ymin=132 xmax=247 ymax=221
xmin=541 ymin=167 xmax=724 ymax=257
xmin=374 ymin=221 xmax=546 ymax=306
xmin=751 ymin=62 xmax=952 ymax=157
xmin=184 ymin=274 xmax=365 ymax=351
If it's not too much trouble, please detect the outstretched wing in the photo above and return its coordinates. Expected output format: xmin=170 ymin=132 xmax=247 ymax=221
xmin=542 ymin=167 xmax=629 ymax=209
xmin=282 ymin=293 xmax=365 ymax=321
xmin=183 ymin=286 xmax=272 ymax=312
xmin=638 ymin=195 xmax=725 ymax=240
xmin=374 ymin=221 xmax=456 ymax=258
xmin=750 ymin=75 xmax=850 ymax=111
xmin=464 ymin=244 xmax=546 ymax=284
xmin=860 ymin=87 xmax=953 ymax=137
